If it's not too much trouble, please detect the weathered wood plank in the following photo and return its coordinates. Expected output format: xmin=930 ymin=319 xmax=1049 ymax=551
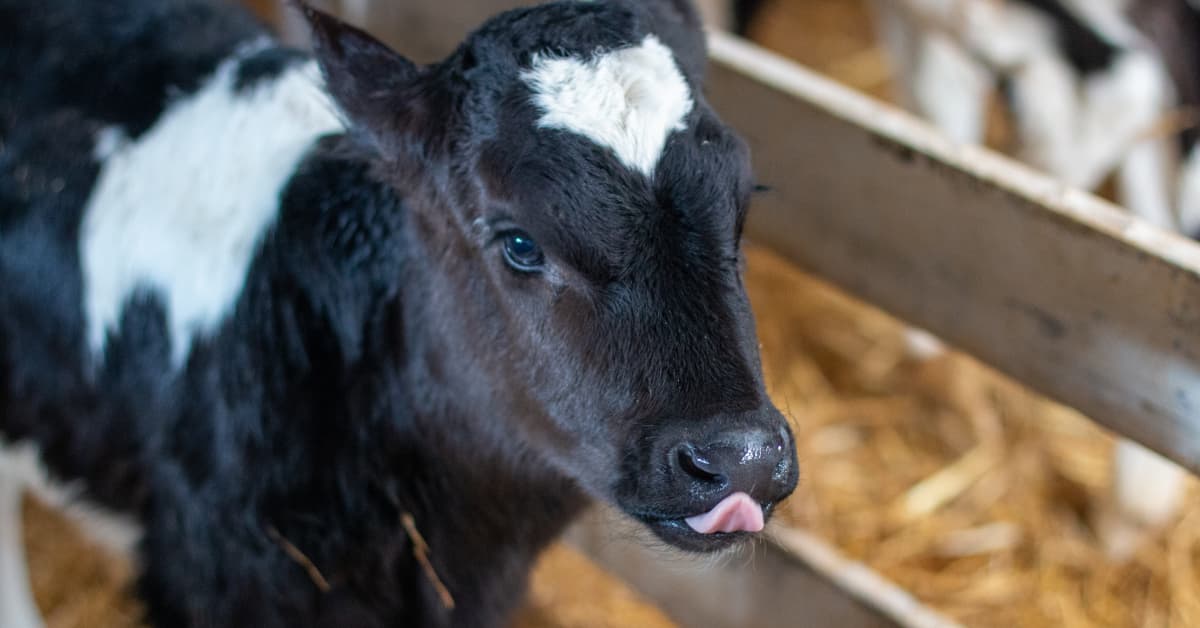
xmin=564 ymin=508 xmax=912 ymax=628
xmin=707 ymin=32 xmax=1200 ymax=474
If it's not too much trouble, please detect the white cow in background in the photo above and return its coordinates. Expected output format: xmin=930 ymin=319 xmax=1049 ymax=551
xmin=869 ymin=0 xmax=1198 ymax=553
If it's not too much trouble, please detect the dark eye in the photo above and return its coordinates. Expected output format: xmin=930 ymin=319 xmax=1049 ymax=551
xmin=501 ymin=230 xmax=545 ymax=272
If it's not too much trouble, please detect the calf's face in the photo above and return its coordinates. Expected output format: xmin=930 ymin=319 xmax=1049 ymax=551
xmin=305 ymin=0 xmax=797 ymax=552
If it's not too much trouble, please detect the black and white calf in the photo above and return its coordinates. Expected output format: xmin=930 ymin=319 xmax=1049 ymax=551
xmin=869 ymin=0 xmax=1194 ymax=230
xmin=0 ymin=0 xmax=798 ymax=626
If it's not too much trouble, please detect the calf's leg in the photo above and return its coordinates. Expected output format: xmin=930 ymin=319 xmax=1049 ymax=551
xmin=872 ymin=0 xmax=992 ymax=359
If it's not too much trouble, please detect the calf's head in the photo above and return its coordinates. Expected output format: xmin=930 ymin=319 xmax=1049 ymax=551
xmin=304 ymin=0 xmax=797 ymax=552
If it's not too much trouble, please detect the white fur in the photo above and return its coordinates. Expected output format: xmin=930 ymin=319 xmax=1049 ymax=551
xmin=892 ymin=0 xmax=1173 ymax=202
xmin=1118 ymin=135 xmax=1177 ymax=231
xmin=1001 ymin=25 xmax=1178 ymax=230
xmin=1006 ymin=51 xmax=1083 ymax=179
xmin=888 ymin=0 xmax=1057 ymax=70
xmin=909 ymin=33 xmax=991 ymax=145
xmin=93 ymin=126 xmax=127 ymax=162
xmin=997 ymin=12 xmax=1168 ymax=194
xmin=1074 ymin=52 xmax=1169 ymax=190
xmin=522 ymin=35 xmax=694 ymax=177
xmin=872 ymin=0 xmax=992 ymax=145
xmin=1114 ymin=440 xmax=1189 ymax=527
xmin=81 ymin=45 xmax=343 ymax=365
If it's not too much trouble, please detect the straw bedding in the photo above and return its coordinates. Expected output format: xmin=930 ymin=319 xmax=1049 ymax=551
xmin=746 ymin=245 xmax=1200 ymax=628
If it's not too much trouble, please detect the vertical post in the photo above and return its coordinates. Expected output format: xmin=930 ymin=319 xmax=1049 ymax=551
xmin=0 ymin=476 xmax=41 ymax=628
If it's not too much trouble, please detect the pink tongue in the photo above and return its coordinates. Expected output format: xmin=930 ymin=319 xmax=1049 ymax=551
xmin=684 ymin=492 xmax=764 ymax=534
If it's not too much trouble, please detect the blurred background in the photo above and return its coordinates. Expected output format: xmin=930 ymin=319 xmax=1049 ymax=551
xmin=25 ymin=1 xmax=1200 ymax=627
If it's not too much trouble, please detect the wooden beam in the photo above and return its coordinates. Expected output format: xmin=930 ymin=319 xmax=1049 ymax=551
xmin=564 ymin=508 xmax=919 ymax=628
xmin=707 ymin=32 xmax=1200 ymax=473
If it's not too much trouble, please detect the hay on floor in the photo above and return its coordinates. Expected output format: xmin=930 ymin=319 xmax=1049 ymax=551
xmin=746 ymin=245 xmax=1200 ymax=628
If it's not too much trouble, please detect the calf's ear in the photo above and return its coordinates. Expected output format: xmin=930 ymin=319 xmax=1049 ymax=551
xmin=297 ymin=2 xmax=425 ymax=157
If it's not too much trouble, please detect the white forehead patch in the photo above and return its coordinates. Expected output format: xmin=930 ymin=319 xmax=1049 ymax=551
xmin=521 ymin=35 xmax=694 ymax=176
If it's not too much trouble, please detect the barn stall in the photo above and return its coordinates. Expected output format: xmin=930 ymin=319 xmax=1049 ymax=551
xmin=25 ymin=1 xmax=1200 ymax=626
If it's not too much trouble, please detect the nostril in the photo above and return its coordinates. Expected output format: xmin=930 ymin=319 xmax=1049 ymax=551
xmin=676 ymin=444 xmax=724 ymax=483
xmin=772 ymin=453 xmax=793 ymax=483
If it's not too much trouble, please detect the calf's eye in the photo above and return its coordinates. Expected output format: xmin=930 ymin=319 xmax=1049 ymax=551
xmin=501 ymin=230 xmax=545 ymax=272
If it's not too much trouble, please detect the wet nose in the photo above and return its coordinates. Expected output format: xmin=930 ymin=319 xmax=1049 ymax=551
xmin=674 ymin=426 xmax=794 ymax=503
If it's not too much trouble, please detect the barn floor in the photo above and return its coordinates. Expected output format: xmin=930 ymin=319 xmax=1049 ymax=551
xmin=21 ymin=1 xmax=1200 ymax=627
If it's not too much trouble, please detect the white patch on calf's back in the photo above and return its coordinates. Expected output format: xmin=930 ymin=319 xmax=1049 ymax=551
xmin=81 ymin=45 xmax=343 ymax=365
xmin=522 ymin=35 xmax=694 ymax=177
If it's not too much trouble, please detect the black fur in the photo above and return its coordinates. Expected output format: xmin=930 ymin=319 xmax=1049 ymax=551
xmin=235 ymin=46 xmax=311 ymax=92
xmin=1021 ymin=0 xmax=1122 ymax=75
xmin=0 ymin=1 xmax=797 ymax=626
xmin=0 ymin=0 xmax=266 ymax=139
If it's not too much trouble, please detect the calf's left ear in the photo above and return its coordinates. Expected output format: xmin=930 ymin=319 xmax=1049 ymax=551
xmin=297 ymin=2 xmax=425 ymax=157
